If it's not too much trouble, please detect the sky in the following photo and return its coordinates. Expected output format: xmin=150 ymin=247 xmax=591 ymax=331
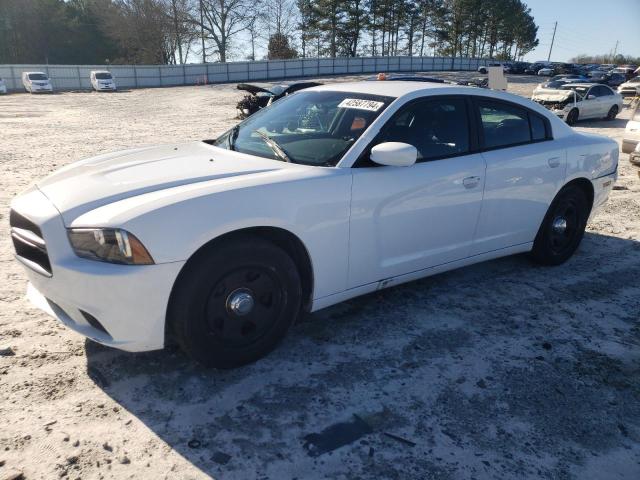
xmin=522 ymin=0 xmax=640 ymax=62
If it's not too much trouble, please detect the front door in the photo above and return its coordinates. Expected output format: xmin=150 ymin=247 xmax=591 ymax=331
xmin=348 ymin=97 xmax=486 ymax=288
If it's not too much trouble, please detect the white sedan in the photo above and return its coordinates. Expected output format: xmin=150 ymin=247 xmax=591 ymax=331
xmin=532 ymin=83 xmax=623 ymax=125
xmin=10 ymin=82 xmax=618 ymax=367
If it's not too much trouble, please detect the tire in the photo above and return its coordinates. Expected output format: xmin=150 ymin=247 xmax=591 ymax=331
xmin=168 ymin=236 xmax=302 ymax=368
xmin=530 ymin=185 xmax=590 ymax=266
xmin=606 ymin=105 xmax=619 ymax=120
xmin=566 ymin=108 xmax=579 ymax=125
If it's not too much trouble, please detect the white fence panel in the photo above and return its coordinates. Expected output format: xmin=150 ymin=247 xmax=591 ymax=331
xmin=0 ymin=56 xmax=489 ymax=92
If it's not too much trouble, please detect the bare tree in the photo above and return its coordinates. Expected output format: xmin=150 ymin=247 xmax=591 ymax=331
xmin=193 ymin=0 xmax=249 ymax=62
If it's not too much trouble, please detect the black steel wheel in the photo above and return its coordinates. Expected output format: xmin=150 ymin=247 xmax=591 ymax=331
xmin=169 ymin=236 xmax=302 ymax=368
xmin=530 ymin=185 xmax=590 ymax=265
xmin=566 ymin=108 xmax=579 ymax=126
xmin=606 ymin=105 xmax=619 ymax=120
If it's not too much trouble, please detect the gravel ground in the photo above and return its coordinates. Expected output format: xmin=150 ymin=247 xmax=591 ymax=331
xmin=1 ymin=73 xmax=639 ymax=480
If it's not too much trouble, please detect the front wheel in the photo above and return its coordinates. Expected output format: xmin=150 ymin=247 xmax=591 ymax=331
xmin=169 ymin=237 xmax=302 ymax=368
xmin=606 ymin=105 xmax=619 ymax=120
xmin=566 ymin=108 xmax=579 ymax=125
xmin=530 ymin=185 xmax=590 ymax=265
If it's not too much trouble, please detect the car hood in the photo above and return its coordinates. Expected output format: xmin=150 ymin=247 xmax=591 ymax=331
xmin=37 ymin=141 xmax=288 ymax=224
xmin=532 ymin=89 xmax=576 ymax=102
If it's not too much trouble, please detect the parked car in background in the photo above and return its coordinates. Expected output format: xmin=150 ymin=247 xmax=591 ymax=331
xmin=236 ymin=81 xmax=322 ymax=118
xmin=534 ymin=78 xmax=589 ymax=92
xmin=370 ymin=74 xmax=445 ymax=83
xmin=525 ymin=62 xmax=551 ymax=75
xmin=9 ymin=81 xmax=618 ymax=367
xmin=588 ymin=71 xmax=627 ymax=88
xmin=622 ymin=102 xmax=640 ymax=153
xmin=550 ymin=74 xmax=589 ymax=83
xmin=504 ymin=61 xmax=529 ymax=74
xmin=478 ymin=62 xmax=510 ymax=74
xmin=0 ymin=77 xmax=7 ymax=94
xmin=22 ymin=72 xmax=53 ymax=93
xmin=537 ymin=67 xmax=555 ymax=76
xmin=611 ymin=67 xmax=636 ymax=81
xmin=532 ymin=83 xmax=622 ymax=125
xmin=90 ymin=71 xmax=116 ymax=92
xmin=618 ymin=76 xmax=640 ymax=97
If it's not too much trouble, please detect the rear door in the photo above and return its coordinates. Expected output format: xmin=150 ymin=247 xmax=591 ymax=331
xmin=470 ymin=98 xmax=566 ymax=255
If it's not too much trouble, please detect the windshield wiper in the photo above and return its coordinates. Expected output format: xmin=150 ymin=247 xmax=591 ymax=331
xmin=252 ymin=130 xmax=291 ymax=163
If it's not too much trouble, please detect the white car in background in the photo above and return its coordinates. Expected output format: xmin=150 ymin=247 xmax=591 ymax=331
xmin=22 ymin=72 xmax=53 ymax=93
xmin=532 ymin=83 xmax=623 ymax=125
xmin=478 ymin=62 xmax=509 ymax=74
xmin=90 ymin=70 xmax=116 ymax=91
xmin=537 ymin=67 xmax=555 ymax=76
xmin=10 ymin=82 xmax=618 ymax=367
xmin=0 ymin=77 xmax=7 ymax=94
xmin=617 ymin=77 xmax=640 ymax=97
xmin=622 ymin=102 xmax=640 ymax=154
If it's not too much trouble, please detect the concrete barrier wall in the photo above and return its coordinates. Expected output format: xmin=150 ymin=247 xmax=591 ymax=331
xmin=0 ymin=56 xmax=489 ymax=92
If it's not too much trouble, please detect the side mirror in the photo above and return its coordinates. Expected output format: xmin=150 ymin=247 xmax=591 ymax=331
xmin=370 ymin=142 xmax=417 ymax=167
xmin=587 ymin=94 xmax=596 ymax=100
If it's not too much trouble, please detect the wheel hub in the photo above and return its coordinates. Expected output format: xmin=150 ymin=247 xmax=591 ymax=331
xmin=552 ymin=216 xmax=568 ymax=234
xmin=226 ymin=289 xmax=255 ymax=316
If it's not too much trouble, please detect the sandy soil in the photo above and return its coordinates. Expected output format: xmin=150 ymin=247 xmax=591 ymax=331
xmin=1 ymin=74 xmax=639 ymax=480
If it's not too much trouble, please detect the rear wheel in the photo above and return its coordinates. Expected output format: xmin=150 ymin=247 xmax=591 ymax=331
xmin=169 ymin=237 xmax=302 ymax=368
xmin=566 ymin=108 xmax=579 ymax=125
xmin=530 ymin=185 xmax=590 ymax=265
xmin=606 ymin=105 xmax=619 ymax=120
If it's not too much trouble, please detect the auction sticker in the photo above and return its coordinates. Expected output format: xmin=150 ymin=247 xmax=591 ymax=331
xmin=338 ymin=98 xmax=385 ymax=111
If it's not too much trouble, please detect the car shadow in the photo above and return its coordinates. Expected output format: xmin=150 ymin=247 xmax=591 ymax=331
xmin=575 ymin=118 xmax=628 ymax=129
xmin=85 ymin=231 xmax=640 ymax=478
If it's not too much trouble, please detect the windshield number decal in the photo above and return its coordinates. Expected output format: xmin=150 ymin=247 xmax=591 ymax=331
xmin=338 ymin=98 xmax=384 ymax=112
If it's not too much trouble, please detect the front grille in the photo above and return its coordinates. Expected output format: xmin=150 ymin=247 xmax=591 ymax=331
xmin=10 ymin=209 xmax=52 ymax=276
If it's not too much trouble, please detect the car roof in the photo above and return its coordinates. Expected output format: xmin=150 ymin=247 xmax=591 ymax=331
xmin=307 ymin=81 xmax=474 ymax=98
xmin=24 ymin=71 xmax=46 ymax=75
xmin=91 ymin=70 xmax=111 ymax=74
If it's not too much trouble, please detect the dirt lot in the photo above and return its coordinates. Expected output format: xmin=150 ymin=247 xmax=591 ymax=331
xmin=1 ymin=73 xmax=639 ymax=480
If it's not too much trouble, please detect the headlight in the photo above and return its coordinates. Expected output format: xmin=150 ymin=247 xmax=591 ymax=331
xmin=68 ymin=228 xmax=154 ymax=265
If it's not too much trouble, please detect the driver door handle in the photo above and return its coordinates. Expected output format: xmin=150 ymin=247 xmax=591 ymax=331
xmin=463 ymin=176 xmax=481 ymax=188
xmin=548 ymin=157 xmax=561 ymax=168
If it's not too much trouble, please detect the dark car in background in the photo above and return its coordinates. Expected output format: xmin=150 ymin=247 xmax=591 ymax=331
xmin=236 ymin=81 xmax=323 ymax=118
xmin=508 ymin=61 xmax=531 ymax=74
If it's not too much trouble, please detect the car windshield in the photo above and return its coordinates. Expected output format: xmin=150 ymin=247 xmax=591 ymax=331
xmin=95 ymin=72 xmax=112 ymax=80
xmin=628 ymin=77 xmax=640 ymax=83
xmin=213 ymin=90 xmax=394 ymax=166
xmin=560 ymin=85 xmax=588 ymax=98
xmin=28 ymin=73 xmax=48 ymax=81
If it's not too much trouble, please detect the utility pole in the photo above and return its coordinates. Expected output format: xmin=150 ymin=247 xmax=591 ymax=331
xmin=547 ymin=21 xmax=557 ymax=62
xmin=612 ymin=40 xmax=619 ymax=61
xmin=199 ymin=0 xmax=206 ymax=63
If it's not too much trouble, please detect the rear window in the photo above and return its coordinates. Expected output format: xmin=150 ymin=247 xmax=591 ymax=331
xmin=95 ymin=72 xmax=112 ymax=80
xmin=28 ymin=73 xmax=48 ymax=81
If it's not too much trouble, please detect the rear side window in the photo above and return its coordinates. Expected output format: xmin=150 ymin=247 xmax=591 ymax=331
xmin=378 ymin=97 xmax=470 ymax=162
xmin=478 ymin=102 xmax=530 ymax=148
xmin=530 ymin=113 xmax=547 ymax=141
xmin=477 ymin=100 xmax=550 ymax=149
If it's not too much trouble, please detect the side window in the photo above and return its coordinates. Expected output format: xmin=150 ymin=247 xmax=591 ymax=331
xmin=530 ymin=113 xmax=547 ymax=141
xmin=478 ymin=101 xmax=531 ymax=149
xmin=599 ymin=86 xmax=613 ymax=96
xmin=589 ymin=87 xmax=602 ymax=98
xmin=379 ymin=98 xmax=470 ymax=161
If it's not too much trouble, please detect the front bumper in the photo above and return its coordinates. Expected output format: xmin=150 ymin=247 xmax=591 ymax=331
xmin=10 ymin=188 xmax=185 ymax=352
